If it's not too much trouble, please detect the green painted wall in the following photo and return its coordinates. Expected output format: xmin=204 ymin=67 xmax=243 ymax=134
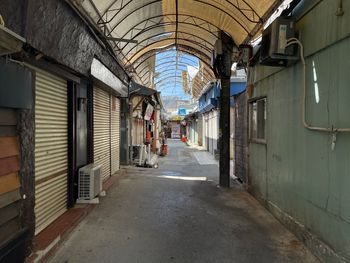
xmin=248 ymin=0 xmax=350 ymax=261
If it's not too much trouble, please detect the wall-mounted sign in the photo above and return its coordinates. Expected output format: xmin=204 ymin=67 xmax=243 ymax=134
xmin=170 ymin=116 xmax=182 ymax=121
xmin=144 ymin=103 xmax=154 ymax=121
xmin=178 ymin=108 xmax=187 ymax=116
xmin=0 ymin=58 xmax=33 ymax=109
xmin=91 ymin=58 xmax=128 ymax=97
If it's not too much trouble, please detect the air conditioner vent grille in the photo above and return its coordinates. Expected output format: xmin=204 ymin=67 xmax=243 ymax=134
xmin=78 ymin=164 xmax=102 ymax=201
xmin=78 ymin=172 xmax=91 ymax=199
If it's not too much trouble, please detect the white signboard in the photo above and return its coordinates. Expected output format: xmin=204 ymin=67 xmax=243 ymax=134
xmin=91 ymin=58 xmax=128 ymax=97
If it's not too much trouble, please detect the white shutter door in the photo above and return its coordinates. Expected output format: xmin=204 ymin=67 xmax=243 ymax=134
xmin=34 ymin=67 xmax=68 ymax=234
xmin=111 ymin=96 xmax=120 ymax=175
xmin=93 ymin=87 xmax=111 ymax=182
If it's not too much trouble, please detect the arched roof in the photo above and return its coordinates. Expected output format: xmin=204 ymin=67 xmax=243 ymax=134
xmin=77 ymin=0 xmax=280 ymax=94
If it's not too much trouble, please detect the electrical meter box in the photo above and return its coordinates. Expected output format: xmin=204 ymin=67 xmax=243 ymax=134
xmin=260 ymin=17 xmax=298 ymax=66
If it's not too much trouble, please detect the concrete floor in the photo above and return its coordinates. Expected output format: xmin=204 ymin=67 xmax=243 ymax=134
xmin=50 ymin=140 xmax=318 ymax=263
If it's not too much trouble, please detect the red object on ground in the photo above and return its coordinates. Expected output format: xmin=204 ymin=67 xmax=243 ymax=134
xmin=181 ymin=136 xmax=187 ymax=142
xmin=146 ymin=131 xmax=151 ymax=143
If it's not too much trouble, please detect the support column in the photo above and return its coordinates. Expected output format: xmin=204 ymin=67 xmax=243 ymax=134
xmin=219 ymin=77 xmax=231 ymax=187
xmin=213 ymin=31 xmax=234 ymax=187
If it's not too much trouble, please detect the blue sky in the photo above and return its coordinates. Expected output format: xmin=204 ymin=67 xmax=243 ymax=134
xmin=154 ymin=48 xmax=199 ymax=100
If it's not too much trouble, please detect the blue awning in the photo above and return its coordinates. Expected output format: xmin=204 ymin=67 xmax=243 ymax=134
xmin=230 ymin=82 xmax=246 ymax=96
xmin=199 ymin=98 xmax=218 ymax=114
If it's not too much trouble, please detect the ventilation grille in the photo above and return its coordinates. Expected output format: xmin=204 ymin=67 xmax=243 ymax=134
xmin=78 ymin=164 xmax=101 ymax=200
xmin=78 ymin=172 xmax=91 ymax=199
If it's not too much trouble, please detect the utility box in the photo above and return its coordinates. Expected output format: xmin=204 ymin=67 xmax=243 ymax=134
xmin=260 ymin=17 xmax=298 ymax=66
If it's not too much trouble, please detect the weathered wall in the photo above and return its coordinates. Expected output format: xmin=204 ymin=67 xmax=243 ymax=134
xmin=0 ymin=0 xmax=128 ymax=83
xmin=0 ymin=59 xmax=35 ymax=260
xmin=0 ymin=0 xmax=26 ymax=36
xmin=234 ymin=91 xmax=247 ymax=183
xmin=248 ymin=0 xmax=350 ymax=262
xmin=18 ymin=108 xmax=35 ymax=256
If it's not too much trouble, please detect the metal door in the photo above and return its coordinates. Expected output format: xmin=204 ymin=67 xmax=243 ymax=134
xmin=93 ymin=87 xmax=111 ymax=181
xmin=34 ymin=67 xmax=68 ymax=234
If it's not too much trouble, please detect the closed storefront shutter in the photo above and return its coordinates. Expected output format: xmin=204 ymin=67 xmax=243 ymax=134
xmin=93 ymin=87 xmax=111 ymax=182
xmin=207 ymin=110 xmax=219 ymax=155
xmin=111 ymin=96 xmax=120 ymax=175
xmin=203 ymin=114 xmax=207 ymax=150
xmin=34 ymin=68 xmax=68 ymax=234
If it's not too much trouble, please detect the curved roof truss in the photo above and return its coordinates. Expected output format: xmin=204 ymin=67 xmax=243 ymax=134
xmin=79 ymin=0 xmax=280 ymax=93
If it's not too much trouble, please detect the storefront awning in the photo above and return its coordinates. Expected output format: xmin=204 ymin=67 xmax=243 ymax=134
xmin=130 ymin=80 xmax=158 ymax=96
xmin=130 ymin=80 xmax=164 ymax=109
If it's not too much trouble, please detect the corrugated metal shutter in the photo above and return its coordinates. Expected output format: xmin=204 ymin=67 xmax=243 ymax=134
xmin=111 ymin=96 xmax=120 ymax=175
xmin=34 ymin=68 xmax=68 ymax=234
xmin=207 ymin=110 xmax=219 ymax=155
xmin=203 ymin=114 xmax=207 ymax=150
xmin=93 ymin=87 xmax=111 ymax=181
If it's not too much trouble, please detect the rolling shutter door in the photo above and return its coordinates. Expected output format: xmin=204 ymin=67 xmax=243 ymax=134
xmin=93 ymin=87 xmax=111 ymax=181
xmin=34 ymin=68 xmax=68 ymax=234
xmin=111 ymin=96 xmax=120 ymax=175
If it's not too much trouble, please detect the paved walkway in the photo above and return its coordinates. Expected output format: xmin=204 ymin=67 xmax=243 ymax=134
xmin=50 ymin=140 xmax=317 ymax=263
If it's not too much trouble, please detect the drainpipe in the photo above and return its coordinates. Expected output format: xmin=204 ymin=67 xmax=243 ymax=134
xmin=286 ymin=37 xmax=350 ymax=150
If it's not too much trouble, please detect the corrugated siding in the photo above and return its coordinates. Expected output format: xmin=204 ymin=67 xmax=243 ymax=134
xmin=34 ymin=68 xmax=68 ymax=235
xmin=111 ymin=96 xmax=120 ymax=175
xmin=93 ymin=87 xmax=111 ymax=181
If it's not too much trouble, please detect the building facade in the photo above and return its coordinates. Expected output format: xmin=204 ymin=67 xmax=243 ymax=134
xmin=0 ymin=0 xmax=129 ymax=260
xmin=247 ymin=1 xmax=350 ymax=261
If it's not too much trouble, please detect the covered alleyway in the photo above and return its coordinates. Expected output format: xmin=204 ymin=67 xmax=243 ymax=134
xmin=50 ymin=140 xmax=317 ymax=263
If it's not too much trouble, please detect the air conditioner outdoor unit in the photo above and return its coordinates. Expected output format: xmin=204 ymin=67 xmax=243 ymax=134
xmin=260 ymin=17 xmax=298 ymax=66
xmin=78 ymin=164 xmax=102 ymax=201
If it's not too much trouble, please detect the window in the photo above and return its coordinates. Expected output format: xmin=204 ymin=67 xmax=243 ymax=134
xmin=249 ymin=98 xmax=266 ymax=142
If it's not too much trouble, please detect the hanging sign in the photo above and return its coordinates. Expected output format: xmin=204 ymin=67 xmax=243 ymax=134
xmin=144 ymin=103 xmax=154 ymax=121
